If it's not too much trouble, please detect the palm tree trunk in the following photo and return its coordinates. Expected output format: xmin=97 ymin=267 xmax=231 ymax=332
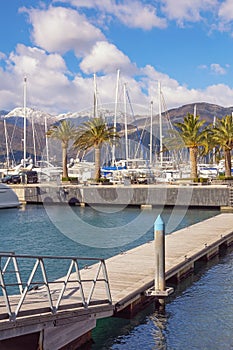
xmin=190 ymin=146 xmax=198 ymax=179
xmin=94 ymin=145 xmax=101 ymax=181
xmin=224 ymin=148 xmax=232 ymax=177
xmin=62 ymin=142 xmax=68 ymax=179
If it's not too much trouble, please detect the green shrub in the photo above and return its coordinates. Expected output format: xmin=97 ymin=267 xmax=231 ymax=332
xmin=98 ymin=177 xmax=110 ymax=183
xmin=217 ymin=175 xmax=233 ymax=180
xmin=62 ymin=177 xmax=70 ymax=182
xmin=199 ymin=177 xmax=208 ymax=183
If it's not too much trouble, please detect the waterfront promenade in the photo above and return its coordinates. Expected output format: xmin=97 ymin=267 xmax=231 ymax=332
xmin=0 ymin=213 xmax=233 ymax=349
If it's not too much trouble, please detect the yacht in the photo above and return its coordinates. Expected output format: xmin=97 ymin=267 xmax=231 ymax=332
xmin=0 ymin=183 xmax=21 ymax=209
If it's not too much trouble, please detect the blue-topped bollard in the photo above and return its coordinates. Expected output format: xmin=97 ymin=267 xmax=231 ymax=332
xmin=145 ymin=215 xmax=173 ymax=301
xmin=154 ymin=215 xmax=165 ymax=292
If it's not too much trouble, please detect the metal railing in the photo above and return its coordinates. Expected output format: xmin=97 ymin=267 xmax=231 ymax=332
xmin=0 ymin=252 xmax=112 ymax=321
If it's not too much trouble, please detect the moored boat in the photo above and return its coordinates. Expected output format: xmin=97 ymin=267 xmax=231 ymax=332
xmin=0 ymin=183 xmax=21 ymax=209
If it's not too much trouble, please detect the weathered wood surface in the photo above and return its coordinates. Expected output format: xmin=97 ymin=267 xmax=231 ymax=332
xmin=0 ymin=213 xmax=233 ymax=329
xmin=106 ymin=213 xmax=233 ymax=307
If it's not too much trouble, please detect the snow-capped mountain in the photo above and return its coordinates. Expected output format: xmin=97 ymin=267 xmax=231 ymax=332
xmin=3 ymin=107 xmax=57 ymax=124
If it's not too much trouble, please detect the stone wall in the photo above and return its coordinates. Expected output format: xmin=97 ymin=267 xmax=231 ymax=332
xmin=21 ymin=184 xmax=231 ymax=208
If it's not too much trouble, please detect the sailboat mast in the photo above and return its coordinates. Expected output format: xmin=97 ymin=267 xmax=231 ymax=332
xmin=194 ymin=104 xmax=197 ymax=118
xmin=112 ymin=69 xmax=120 ymax=165
xmin=123 ymin=83 xmax=128 ymax=163
xmin=158 ymin=81 xmax=163 ymax=167
xmin=3 ymin=118 xmax=10 ymax=168
xmin=93 ymin=73 xmax=98 ymax=118
xmin=213 ymin=115 xmax=216 ymax=164
xmin=149 ymin=101 xmax=153 ymax=165
xmin=32 ymin=114 xmax=37 ymax=165
xmin=44 ymin=116 xmax=49 ymax=163
xmin=23 ymin=76 xmax=27 ymax=167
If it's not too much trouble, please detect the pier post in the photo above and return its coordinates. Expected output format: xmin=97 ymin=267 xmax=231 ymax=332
xmin=145 ymin=215 xmax=173 ymax=303
xmin=154 ymin=215 xmax=165 ymax=293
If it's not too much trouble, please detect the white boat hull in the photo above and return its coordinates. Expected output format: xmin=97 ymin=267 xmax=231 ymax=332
xmin=0 ymin=184 xmax=21 ymax=209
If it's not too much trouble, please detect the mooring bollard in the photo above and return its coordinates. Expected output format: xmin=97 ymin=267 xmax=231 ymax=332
xmin=145 ymin=215 xmax=173 ymax=302
xmin=154 ymin=214 xmax=165 ymax=292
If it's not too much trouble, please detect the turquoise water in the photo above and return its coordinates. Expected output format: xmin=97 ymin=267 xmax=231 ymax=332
xmin=1 ymin=204 xmax=232 ymax=349
xmin=92 ymin=250 xmax=233 ymax=350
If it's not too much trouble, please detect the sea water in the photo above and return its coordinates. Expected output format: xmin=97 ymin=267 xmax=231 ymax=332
xmin=1 ymin=204 xmax=232 ymax=349
xmin=92 ymin=250 xmax=233 ymax=350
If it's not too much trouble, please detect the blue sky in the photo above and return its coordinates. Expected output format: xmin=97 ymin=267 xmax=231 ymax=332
xmin=1 ymin=0 xmax=233 ymax=115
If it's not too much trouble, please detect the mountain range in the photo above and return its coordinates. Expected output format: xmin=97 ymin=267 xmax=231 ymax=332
xmin=0 ymin=102 xmax=232 ymax=164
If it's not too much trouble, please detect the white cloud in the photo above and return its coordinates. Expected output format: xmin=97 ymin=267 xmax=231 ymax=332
xmin=2 ymin=44 xmax=233 ymax=115
xmin=0 ymin=52 xmax=6 ymax=60
xmin=80 ymin=41 xmax=137 ymax=75
xmin=0 ymin=44 xmax=76 ymax=113
xmin=204 ymin=83 xmax=233 ymax=106
xmin=1 ymin=1 xmax=233 ymax=116
xmin=161 ymin=0 xmax=218 ymax=26
xmin=56 ymin=0 xmax=167 ymax=30
xmin=8 ymin=44 xmax=67 ymax=76
xmin=198 ymin=64 xmax=208 ymax=70
xmin=218 ymin=0 xmax=233 ymax=22
xmin=210 ymin=63 xmax=227 ymax=75
xmin=21 ymin=6 xmax=105 ymax=56
xmin=113 ymin=2 xmax=167 ymax=30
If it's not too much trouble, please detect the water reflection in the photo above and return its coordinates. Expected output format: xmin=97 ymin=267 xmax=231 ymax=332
xmin=92 ymin=248 xmax=233 ymax=350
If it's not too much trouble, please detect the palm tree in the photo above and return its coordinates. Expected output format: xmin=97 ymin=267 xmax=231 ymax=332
xmin=46 ymin=120 xmax=77 ymax=179
xmin=172 ymin=113 xmax=207 ymax=179
xmin=211 ymin=115 xmax=233 ymax=177
xmin=73 ymin=117 xmax=119 ymax=181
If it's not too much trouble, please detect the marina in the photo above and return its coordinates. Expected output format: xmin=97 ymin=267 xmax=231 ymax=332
xmin=0 ymin=204 xmax=232 ymax=349
xmin=1 ymin=3 xmax=233 ymax=349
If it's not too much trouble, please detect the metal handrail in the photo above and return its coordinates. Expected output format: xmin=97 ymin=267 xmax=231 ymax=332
xmin=0 ymin=253 xmax=112 ymax=321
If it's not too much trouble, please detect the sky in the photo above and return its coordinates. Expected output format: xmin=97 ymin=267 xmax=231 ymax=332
xmin=1 ymin=0 xmax=233 ymax=116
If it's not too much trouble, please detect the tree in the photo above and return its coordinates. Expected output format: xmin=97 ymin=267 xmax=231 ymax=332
xmin=211 ymin=115 xmax=233 ymax=177
xmin=73 ymin=117 xmax=119 ymax=181
xmin=46 ymin=120 xmax=77 ymax=179
xmin=172 ymin=113 xmax=207 ymax=179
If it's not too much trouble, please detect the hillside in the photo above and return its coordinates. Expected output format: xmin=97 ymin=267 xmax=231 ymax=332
xmin=167 ymin=102 xmax=233 ymax=123
xmin=1 ymin=102 xmax=232 ymax=164
xmin=135 ymin=102 xmax=233 ymax=128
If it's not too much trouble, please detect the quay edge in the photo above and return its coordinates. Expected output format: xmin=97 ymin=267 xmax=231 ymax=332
xmin=10 ymin=183 xmax=233 ymax=209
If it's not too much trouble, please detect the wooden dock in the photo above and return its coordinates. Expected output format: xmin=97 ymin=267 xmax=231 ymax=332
xmin=0 ymin=213 xmax=233 ymax=349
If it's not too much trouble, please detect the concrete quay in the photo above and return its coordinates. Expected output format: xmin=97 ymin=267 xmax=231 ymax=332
xmin=11 ymin=183 xmax=233 ymax=209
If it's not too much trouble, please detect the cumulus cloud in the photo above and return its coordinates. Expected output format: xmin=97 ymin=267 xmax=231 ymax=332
xmin=1 ymin=42 xmax=233 ymax=115
xmin=80 ymin=41 xmax=137 ymax=75
xmin=0 ymin=44 xmax=78 ymax=113
xmin=1 ymin=0 xmax=233 ymax=116
xmin=161 ymin=0 xmax=218 ymax=26
xmin=210 ymin=63 xmax=227 ymax=75
xmin=198 ymin=63 xmax=228 ymax=75
xmin=137 ymin=64 xmax=233 ymax=110
xmin=0 ymin=51 xmax=6 ymax=60
xmin=8 ymin=44 xmax=67 ymax=76
xmin=112 ymin=1 xmax=167 ymax=30
xmin=21 ymin=6 xmax=105 ymax=56
xmin=218 ymin=0 xmax=233 ymax=22
xmin=56 ymin=0 xmax=167 ymax=30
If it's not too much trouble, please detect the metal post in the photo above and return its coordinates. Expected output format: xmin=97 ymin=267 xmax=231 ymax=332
xmin=154 ymin=215 xmax=165 ymax=292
